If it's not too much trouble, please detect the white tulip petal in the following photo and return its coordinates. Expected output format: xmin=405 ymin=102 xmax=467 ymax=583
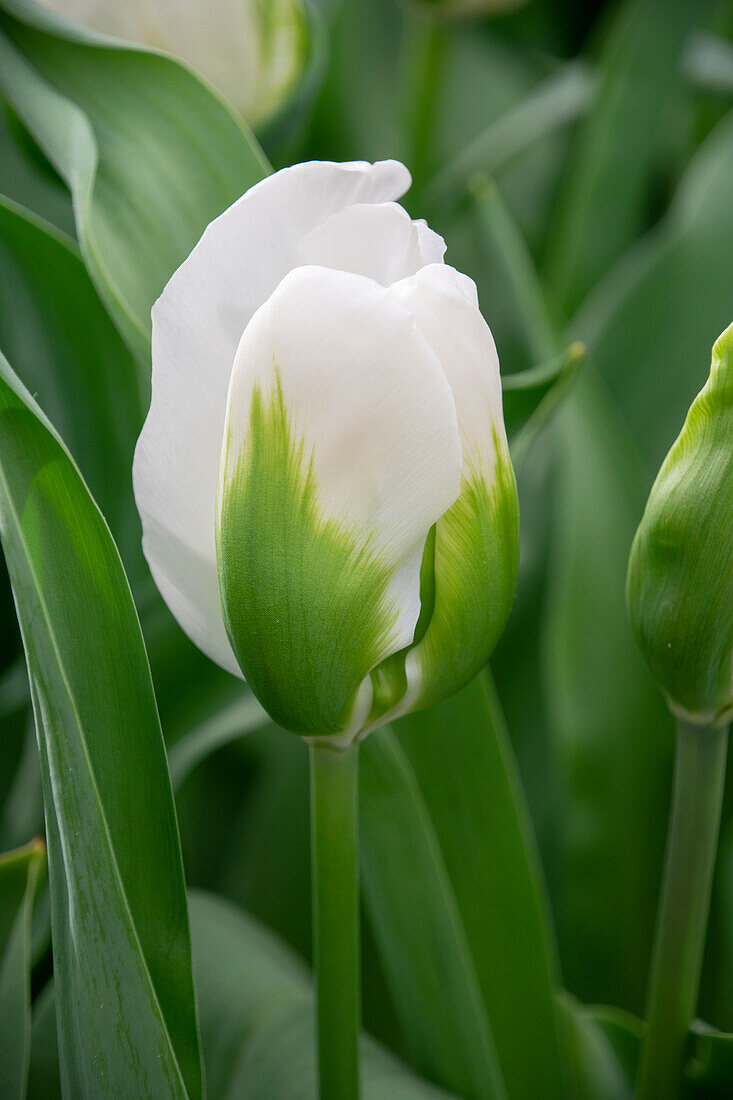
xmin=298 ymin=203 xmax=445 ymax=286
xmin=391 ymin=263 xmax=518 ymax=714
xmin=394 ymin=263 xmax=507 ymax=480
xmin=134 ymin=160 xmax=411 ymax=672
xmin=219 ymin=264 xmax=463 ymax=673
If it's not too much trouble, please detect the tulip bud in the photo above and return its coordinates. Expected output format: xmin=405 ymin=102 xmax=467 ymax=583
xmin=40 ymin=0 xmax=307 ymax=126
xmin=627 ymin=322 xmax=733 ymax=726
xmin=134 ymin=160 xmax=518 ymax=743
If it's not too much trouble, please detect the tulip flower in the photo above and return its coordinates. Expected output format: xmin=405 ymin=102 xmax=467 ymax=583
xmin=134 ymin=159 xmax=518 ymax=1100
xmin=628 ymin=322 xmax=732 ymax=1100
xmin=40 ymin=0 xmax=306 ymax=125
xmin=134 ymin=159 xmax=519 ymax=745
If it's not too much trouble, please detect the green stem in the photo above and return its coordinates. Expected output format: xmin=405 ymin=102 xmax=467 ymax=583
xmin=637 ymin=718 xmax=728 ymax=1100
xmin=310 ymin=740 xmax=361 ymax=1100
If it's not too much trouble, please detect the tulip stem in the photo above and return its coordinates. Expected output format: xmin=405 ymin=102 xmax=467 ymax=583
xmin=637 ymin=718 xmax=728 ymax=1100
xmin=310 ymin=740 xmax=361 ymax=1100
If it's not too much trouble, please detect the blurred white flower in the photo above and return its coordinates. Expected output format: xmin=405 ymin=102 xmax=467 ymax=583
xmin=41 ymin=0 xmax=307 ymax=125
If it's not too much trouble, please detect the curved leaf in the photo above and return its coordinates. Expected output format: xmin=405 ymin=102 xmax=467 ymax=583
xmin=190 ymin=889 xmax=458 ymax=1100
xmin=386 ymin=672 xmax=567 ymax=1100
xmin=0 ymin=195 xmax=140 ymax=554
xmin=545 ymin=0 xmax=704 ymax=313
xmin=0 ymin=0 xmax=269 ymax=363
xmin=360 ymin=723 xmax=507 ymax=1100
xmin=0 ymin=838 xmax=44 ymax=1100
xmin=573 ymin=107 xmax=733 ymax=473
xmin=423 ymin=62 xmax=594 ymax=216
xmin=557 ymin=994 xmax=638 ymax=1100
xmin=0 ymin=350 xmax=202 ymax=1097
xmin=544 ymin=372 xmax=673 ymax=1012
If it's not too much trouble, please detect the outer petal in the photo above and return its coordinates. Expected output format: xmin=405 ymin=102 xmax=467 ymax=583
xmin=298 ymin=202 xmax=445 ymax=285
xmin=216 ymin=265 xmax=462 ymax=737
xmin=133 ymin=160 xmax=410 ymax=674
xmin=392 ymin=264 xmax=519 ymax=714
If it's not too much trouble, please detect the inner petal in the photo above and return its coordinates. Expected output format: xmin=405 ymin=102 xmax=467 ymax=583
xmin=298 ymin=202 xmax=445 ymax=286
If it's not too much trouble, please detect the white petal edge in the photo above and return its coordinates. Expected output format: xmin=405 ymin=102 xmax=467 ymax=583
xmin=219 ymin=264 xmax=463 ymax=665
xmin=298 ymin=202 xmax=445 ymax=285
xmin=393 ymin=263 xmax=507 ymax=484
xmin=134 ymin=160 xmax=412 ymax=672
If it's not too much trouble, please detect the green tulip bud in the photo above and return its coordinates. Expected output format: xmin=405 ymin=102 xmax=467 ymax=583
xmin=627 ymin=322 xmax=733 ymax=725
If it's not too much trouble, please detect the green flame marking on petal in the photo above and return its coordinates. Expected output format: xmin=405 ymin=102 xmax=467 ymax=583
xmin=217 ymin=370 xmax=405 ymax=737
xmin=409 ymin=432 xmax=519 ymax=713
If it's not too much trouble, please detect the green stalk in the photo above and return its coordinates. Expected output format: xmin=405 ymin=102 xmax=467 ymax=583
xmin=310 ymin=740 xmax=361 ymax=1100
xmin=637 ymin=718 xmax=728 ymax=1100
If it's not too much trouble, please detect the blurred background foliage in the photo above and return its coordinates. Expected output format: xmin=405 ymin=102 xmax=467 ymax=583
xmin=1 ymin=0 xmax=733 ymax=1096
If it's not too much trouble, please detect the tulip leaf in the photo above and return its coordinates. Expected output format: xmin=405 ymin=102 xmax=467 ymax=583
xmin=0 ymin=98 xmax=73 ymax=235
xmin=360 ymin=722 xmax=507 ymax=1100
xmin=375 ymin=671 xmax=567 ymax=1100
xmin=686 ymin=1020 xmax=733 ymax=1095
xmin=0 ymin=349 xmax=203 ymax=1098
xmin=189 ymin=889 xmax=458 ymax=1100
xmin=0 ymin=0 xmax=269 ymax=363
xmin=544 ymin=371 xmax=673 ymax=1013
xmin=169 ymin=694 xmax=271 ymax=791
xmin=0 ymin=839 xmax=44 ymax=1100
xmin=423 ymin=61 xmax=594 ymax=216
xmin=471 ymin=175 xmax=557 ymax=366
xmin=503 ymin=344 xmax=585 ymax=468
xmin=573 ymin=107 xmax=733 ymax=474
xmin=469 ymin=175 xmax=583 ymax=463
xmin=545 ymin=0 xmax=704 ymax=313
xmin=557 ymin=995 xmax=638 ymax=1100
xmin=0 ymin=195 xmax=141 ymax=556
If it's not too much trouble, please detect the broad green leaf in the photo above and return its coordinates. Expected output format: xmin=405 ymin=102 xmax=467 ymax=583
xmin=386 ymin=672 xmax=566 ymax=1100
xmin=545 ymin=0 xmax=704 ymax=314
xmin=190 ymin=889 xmax=458 ymax=1100
xmin=0 ymin=0 xmax=269 ymax=363
xmin=0 ymin=838 xmax=44 ymax=1100
xmin=0 ymin=350 xmax=203 ymax=1098
xmin=361 ymin=721 xmax=507 ymax=1100
xmin=0 ymin=101 xmax=73 ymax=235
xmin=544 ymin=371 xmax=673 ymax=1012
xmin=573 ymin=107 xmax=733 ymax=473
xmin=0 ymin=195 xmax=140 ymax=555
